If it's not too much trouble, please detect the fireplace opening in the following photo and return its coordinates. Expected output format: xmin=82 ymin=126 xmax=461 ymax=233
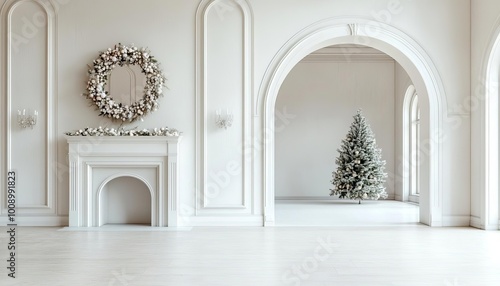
xmin=99 ymin=176 xmax=152 ymax=226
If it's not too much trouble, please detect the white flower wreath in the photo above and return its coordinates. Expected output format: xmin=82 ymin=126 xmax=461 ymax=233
xmin=84 ymin=43 xmax=166 ymax=122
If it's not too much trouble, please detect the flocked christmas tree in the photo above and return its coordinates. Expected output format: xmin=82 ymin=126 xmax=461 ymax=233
xmin=330 ymin=110 xmax=388 ymax=204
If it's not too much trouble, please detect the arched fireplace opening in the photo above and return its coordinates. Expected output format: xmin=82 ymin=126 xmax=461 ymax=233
xmin=98 ymin=176 xmax=152 ymax=226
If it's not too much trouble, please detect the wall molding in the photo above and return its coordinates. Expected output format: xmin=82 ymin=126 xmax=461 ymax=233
xmin=0 ymin=0 xmax=58 ymax=216
xmin=195 ymin=0 xmax=254 ymax=215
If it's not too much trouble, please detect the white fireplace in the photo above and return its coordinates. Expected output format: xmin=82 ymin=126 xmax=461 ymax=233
xmin=66 ymin=136 xmax=181 ymax=227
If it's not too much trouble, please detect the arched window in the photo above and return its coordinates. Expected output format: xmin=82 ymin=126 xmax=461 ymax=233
xmin=409 ymin=92 xmax=420 ymax=203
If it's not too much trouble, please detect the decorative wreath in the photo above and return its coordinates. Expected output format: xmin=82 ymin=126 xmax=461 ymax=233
xmin=84 ymin=43 xmax=166 ymax=122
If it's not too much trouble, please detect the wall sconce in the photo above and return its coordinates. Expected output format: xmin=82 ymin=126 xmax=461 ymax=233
xmin=17 ymin=109 xmax=38 ymax=129
xmin=215 ymin=109 xmax=233 ymax=129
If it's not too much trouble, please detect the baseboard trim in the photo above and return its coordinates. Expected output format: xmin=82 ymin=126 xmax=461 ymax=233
xmin=0 ymin=216 xmax=68 ymax=227
xmin=180 ymin=215 xmax=264 ymax=227
xmin=1 ymin=215 xmax=481 ymax=228
xmin=469 ymin=216 xmax=481 ymax=229
xmin=276 ymin=196 xmax=335 ymax=200
xmin=442 ymin=215 xmax=470 ymax=227
xmin=275 ymin=196 xmax=396 ymax=200
xmin=0 ymin=215 xmax=264 ymax=227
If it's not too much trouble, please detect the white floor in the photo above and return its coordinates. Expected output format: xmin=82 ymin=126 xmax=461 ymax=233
xmin=2 ymin=201 xmax=500 ymax=286
xmin=275 ymin=199 xmax=420 ymax=226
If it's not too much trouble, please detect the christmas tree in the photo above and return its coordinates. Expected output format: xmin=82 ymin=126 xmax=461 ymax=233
xmin=330 ymin=110 xmax=388 ymax=204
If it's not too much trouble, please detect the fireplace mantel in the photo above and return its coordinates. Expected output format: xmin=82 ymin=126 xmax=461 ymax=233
xmin=66 ymin=136 xmax=181 ymax=227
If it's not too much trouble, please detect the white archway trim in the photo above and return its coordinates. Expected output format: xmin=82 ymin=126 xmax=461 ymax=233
xmin=96 ymin=174 xmax=154 ymax=227
xmin=479 ymin=16 xmax=500 ymax=230
xmin=258 ymin=17 xmax=445 ymax=226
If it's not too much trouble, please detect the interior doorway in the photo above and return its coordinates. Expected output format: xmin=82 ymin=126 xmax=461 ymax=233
xmin=273 ymin=44 xmax=420 ymax=226
xmin=259 ymin=18 xmax=445 ymax=227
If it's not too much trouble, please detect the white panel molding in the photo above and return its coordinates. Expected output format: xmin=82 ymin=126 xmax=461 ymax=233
xmin=195 ymin=0 xmax=254 ymax=214
xmin=257 ymin=18 xmax=446 ymax=227
xmin=0 ymin=0 xmax=58 ymax=216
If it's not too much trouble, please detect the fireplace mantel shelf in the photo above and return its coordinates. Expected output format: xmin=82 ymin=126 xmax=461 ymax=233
xmin=67 ymin=136 xmax=181 ymax=227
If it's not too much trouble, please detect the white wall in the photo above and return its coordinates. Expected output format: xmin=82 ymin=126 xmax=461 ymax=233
xmin=0 ymin=0 xmax=472 ymax=226
xmin=275 ymin=56 xmax=395 ymax=199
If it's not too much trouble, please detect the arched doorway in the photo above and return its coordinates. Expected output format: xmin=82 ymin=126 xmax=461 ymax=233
xmin=258 ymin=18 xmax=446 ymax=227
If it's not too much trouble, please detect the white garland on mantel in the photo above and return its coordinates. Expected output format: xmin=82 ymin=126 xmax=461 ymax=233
xmin=65 ymin=126 xmax=180 ymax=137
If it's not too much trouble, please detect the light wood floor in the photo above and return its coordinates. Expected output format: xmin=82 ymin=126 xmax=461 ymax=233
xmin=1 ymin=207 xmax=500 ymax=285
